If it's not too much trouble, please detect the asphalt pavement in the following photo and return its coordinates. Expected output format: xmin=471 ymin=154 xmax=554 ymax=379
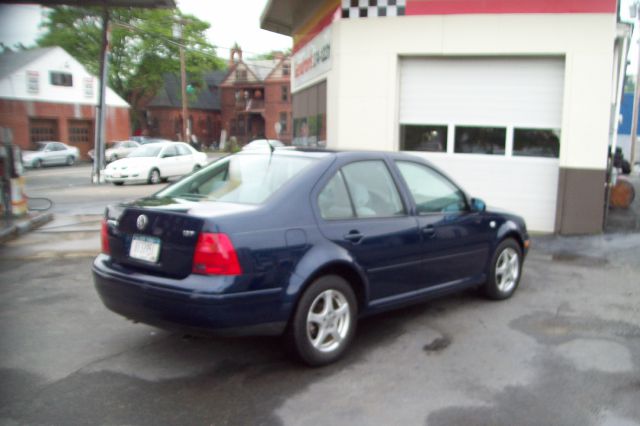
xmin=0 ymin=163 xmax=639 ymax=426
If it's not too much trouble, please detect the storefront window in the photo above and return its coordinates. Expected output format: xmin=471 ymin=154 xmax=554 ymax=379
xmin=400 ymin=125 xmax=447 ymax=152
xmin=454 ymin=126 xmax=506 ymax=155
xmin=292 ymin=80 xmax=327 ymax=147
xmin=513 ymin=128 xmax=560 ymax=158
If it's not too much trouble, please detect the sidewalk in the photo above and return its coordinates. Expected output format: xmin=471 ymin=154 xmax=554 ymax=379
xmin=0 ymin=211 xmax=54 ymax=244
xmin=0 ymin=214 xmax=100 ymax=259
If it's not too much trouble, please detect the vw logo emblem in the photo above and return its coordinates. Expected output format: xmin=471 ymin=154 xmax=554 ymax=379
xmin=136 ymin=214 xmax=148 ymax=231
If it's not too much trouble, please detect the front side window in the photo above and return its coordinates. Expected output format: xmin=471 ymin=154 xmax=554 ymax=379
xmin=454 ymin=126 xmax=506 ymax=155
xmin=162 ymin=145 xmax=178 ymax=158
xmin=396 ymin=161 xmax=467 ymax=214
xmin=400 ymin=124 xmax=447 ymax=152
xmin=176 ymin=144 xmax=192 ymax=156
xmin=341 ymin=161 xmax=405 ymax=218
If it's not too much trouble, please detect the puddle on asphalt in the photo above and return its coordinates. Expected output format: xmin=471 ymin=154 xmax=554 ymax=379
xmin=550 ymin=252 xmax=608 ymax=266
xmin=423 ymin=335 xmax=451 ymax=353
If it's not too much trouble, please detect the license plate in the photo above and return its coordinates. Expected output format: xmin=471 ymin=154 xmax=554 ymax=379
xmin=129 ymin=235 xmax=161 ymax=263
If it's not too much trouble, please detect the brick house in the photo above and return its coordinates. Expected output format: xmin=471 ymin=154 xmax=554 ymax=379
xmin=141 ymin=71 xmax=226 ymax=147
xmin=0 ymin=47 xmax=130 ymax=159
xmin=220 ymin=48 xmax=292 ymax=145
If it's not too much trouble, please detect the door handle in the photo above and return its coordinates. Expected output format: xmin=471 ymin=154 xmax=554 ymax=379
xmin=343 ymin=230 xmax=364 ymax=244
xmin=421 ymin=225 xmax=436 ymax=237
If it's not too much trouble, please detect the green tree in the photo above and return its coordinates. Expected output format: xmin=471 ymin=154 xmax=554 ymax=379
xmin=37 ymin=7 xmax=225 ymax=114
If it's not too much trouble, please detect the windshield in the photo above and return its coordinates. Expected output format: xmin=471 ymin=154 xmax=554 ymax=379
xmin=158 ymin=154 xmax=316 ymax=204
xmin=36 ymin=143 xmax=47 ymax=151
xmin=128 ymin=145 xmax=162 ymax=158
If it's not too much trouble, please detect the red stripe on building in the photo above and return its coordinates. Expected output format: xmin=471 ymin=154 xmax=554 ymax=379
xmin=293 ymin=6 xmax=340 ymax=54
xmin=406 ymin=0 xmax=616 ymax=15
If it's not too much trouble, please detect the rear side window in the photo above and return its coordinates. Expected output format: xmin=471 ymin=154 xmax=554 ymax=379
xmin=319 ymin=160 xmax=405 ymax=220
xmin=396 ymin=161 xmax=467 ymax=214
xmin=318 ymin=172 xmax=354 ymax=220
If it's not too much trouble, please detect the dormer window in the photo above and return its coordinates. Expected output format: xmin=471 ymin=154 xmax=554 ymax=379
xmin=50 ymin=71 xmax=73 ymax=87
xmin=236 ymin=69 xmax=247 ymax=81
xmin=282 ymin=64 xmax=290 ymax=76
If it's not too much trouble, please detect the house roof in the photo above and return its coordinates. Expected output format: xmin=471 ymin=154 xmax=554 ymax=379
xmin=246 ymin=59 xmax=281 ymax=81
xmin=147 ymin=70 xmax=226 ymax=110
xmin=0 ymin=47 xmax=57 ymax=80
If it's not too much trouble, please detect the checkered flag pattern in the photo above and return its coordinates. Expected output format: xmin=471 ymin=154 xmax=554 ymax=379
xmin=341 ymin=0 xmax=406 ymax=18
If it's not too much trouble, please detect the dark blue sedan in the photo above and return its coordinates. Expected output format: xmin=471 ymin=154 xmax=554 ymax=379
xmin=93 ymin=149 xmax=529 ymax=366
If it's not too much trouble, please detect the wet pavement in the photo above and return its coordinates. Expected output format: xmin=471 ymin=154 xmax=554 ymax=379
xmin=0 ymin=232 xmax=638 ymax=425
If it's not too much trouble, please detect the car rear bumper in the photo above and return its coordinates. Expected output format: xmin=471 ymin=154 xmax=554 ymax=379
xmin=92 ymin=255 xmax=288 ymax=336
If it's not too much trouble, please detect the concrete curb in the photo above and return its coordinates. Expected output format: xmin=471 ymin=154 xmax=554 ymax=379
xmin=0 ymin=212 xmax=54 ymax=244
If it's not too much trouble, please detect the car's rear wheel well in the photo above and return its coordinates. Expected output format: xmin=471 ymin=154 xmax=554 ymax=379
xmin=297 ymin=263 xmax=367 ymax=313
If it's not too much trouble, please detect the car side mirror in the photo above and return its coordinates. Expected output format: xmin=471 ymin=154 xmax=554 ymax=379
xmin=470 ymin=197 xmax=486 ymax=212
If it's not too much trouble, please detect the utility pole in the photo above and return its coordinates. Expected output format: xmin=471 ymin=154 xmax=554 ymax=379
xmin=173 ymin=20 xmax=189 ymax=142
xmin=630 ymin=2 xmax=640 ymax=166
xmin=92 ymin=8 xmax=110 ymax=183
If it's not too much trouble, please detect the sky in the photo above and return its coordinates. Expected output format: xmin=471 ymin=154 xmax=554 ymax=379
xmin=1 ymin=1 xmax=640 ymax=71
xmin=0 ymin=0 xmax=292 ymax=57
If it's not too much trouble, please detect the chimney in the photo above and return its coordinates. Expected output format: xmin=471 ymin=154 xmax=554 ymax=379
xmin=273 ymin=51 xmax=284 ymax=60
xmin=229 ymin=46 xmax=243 ymax=67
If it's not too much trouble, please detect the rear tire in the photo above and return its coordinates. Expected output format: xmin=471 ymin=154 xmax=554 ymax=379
xmin=483 ymin=238 xmax=522 ymax=300
xmin=148 ymin=168 xmax=161 ymax=184
xmin=286 ymin=275 xmax=357 ymax=366
xmin=113 ymin=182 xmax=124 ymax=186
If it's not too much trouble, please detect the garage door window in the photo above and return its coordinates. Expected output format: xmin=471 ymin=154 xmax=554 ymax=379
xmin=400 ymin=125 xmax=447 ymax=152
xmin=454 ymin=126 xmax=506 ymax=155
xmin=513 ymin=128 xmax=560 ymax=158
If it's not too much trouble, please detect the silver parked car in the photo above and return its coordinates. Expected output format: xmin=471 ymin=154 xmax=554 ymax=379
xmin=88 ymin=140 xmax=140 ymax=163
xmin=22 ymin=141 xmax=80 ymax=168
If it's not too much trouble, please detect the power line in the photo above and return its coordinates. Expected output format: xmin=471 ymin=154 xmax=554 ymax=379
xmin=111 ymin=19 xmax=289 ymax=72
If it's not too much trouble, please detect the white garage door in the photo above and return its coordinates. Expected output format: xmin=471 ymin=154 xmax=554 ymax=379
xmin=399 ymin=57 xmax=565 ymax=233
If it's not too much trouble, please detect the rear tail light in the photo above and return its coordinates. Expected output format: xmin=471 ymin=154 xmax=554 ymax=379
xmin=192 ymin=232 xmax=242 ymax=276
xmin=101 ymin=219 xmax=110 ymax=255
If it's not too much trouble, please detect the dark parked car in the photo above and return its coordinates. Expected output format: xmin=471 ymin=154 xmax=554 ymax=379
xmin=93 ymin=149 xmax=529 ymax=365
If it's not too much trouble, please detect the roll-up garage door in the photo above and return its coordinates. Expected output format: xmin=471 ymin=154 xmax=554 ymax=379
xmin=399 ymin=57 xmax=565 ymax=233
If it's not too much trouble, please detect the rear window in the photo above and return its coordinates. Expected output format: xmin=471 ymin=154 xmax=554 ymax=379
xmin=129 ymin=145 xmax=162 ymax=158
xmin=157 ymin=154 xmax=316 ymax=204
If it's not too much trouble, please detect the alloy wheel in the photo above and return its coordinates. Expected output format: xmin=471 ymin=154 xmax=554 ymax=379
xmin=306 ymin=289 xmax=351 ymax=353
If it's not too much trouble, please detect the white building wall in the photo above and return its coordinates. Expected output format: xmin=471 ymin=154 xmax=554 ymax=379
xmin=0 ymin=47 xmax=128 ymax=108
xmin=327 ymin=13 xmax=616 ymax=171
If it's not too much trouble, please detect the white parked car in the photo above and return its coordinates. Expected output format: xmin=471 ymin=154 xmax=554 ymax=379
xmin=103 ymin=142 xmax=208 ymax=185
xmin=22 ymin=141 xmax=80 ymax=168
xmin=88 ymin=140 xmax=140 ymax=163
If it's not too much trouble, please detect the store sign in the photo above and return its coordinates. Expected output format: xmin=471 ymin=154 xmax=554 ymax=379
xmin=292 ymin=26 xmax=331 ymax=91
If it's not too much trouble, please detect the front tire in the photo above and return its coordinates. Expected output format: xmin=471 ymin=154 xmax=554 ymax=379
xmin=287 ymin=275 xmax=357 ymax=366
xmin=484 ymin=238 xmax=522 ymax=300
xmin=148 ymin=168 xmax=161 ymax=184
xmin=33 ymin=159 xmax=43 ymax=169
xmin=66 ymin=156 xmax=75 ymax=166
